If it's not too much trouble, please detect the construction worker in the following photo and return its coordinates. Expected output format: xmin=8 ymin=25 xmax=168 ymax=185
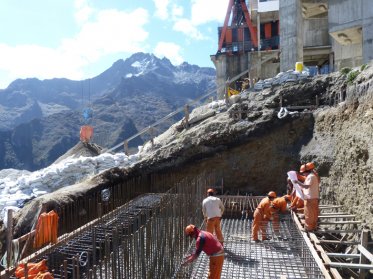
xmin=251 ymin=191 xmax=277 ymax=242
xmin=287 ymin=177 xmax=305 ymax=212
xmin=271 ymin=195 xmax=291 ymax=235
xmin=295 ymin=162 xmax=320 ymax=231
xmin=182 ymin=224 xmax=224 ymax=279
xmin=202 ymin=188 xmax=225 ymax=244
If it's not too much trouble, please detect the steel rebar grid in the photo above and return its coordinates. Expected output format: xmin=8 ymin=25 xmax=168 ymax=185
xmin=7 ymin=174 xmax=213 ymax=279
xmin=178 ymin=214 xmax=324 ymax=279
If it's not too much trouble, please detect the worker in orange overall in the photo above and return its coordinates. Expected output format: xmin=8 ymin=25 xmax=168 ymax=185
xmin=271 ymin=195 xmax=291 ymax=235
xmin=295 ymin=162 xmax=320 ymax=231
xmin=251 ymin=191 xmax=277 ymax=242
xmin=182 ymin=224 xmax=224 ymax=279
xmin=202 ymin=188 xmax=225 ymax=244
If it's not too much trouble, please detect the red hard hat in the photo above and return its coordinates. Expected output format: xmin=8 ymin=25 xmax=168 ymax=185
xmin=306 ymin=162 xmax=315 ymax=171
xmin=207 ymin=188 xmax=215 ymax=194
xmin=185 ymin=224 xmax=196 ymax=236
xmin=267 ymin=191 xmax=277 ymax=198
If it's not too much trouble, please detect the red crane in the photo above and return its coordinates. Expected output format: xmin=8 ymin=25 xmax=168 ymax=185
xmin=218 ymin=0 xmax=258 ymax=52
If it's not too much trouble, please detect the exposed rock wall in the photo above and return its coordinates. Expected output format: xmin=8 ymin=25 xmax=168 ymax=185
xmin=301 ymin=67 xmax=373 ymax=230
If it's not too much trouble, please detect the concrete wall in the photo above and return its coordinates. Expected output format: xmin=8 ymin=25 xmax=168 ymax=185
xmin=304 ymin=18 xmax=330 ymax=47
xmin=332 ymin=41 xmax=363 ymax=69
xmin=328 ymin=0 xmax=362 ymax=32
xmin=362 ymin=0 xmax=373 ymax=62
xmin=211 ymin=53 xmax=249 ymax=99
xmin=280 ymin=0 xmax=303 ymax=71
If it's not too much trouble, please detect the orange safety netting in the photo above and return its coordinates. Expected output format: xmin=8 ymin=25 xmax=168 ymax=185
xmin=15 ymin=259 xmax=54 ymax=279
xmin=33 ymin=210 xmax=59 ymax=249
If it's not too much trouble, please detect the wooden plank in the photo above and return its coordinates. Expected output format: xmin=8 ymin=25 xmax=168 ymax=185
xmin=315 ymin=229 xmax=362 ymax=234
xmin=359 ymin=230 xmax=369 ymax=279
xmin=319 ymin=205 xmax=342 ymax=208
xmin=318 ymin=215 xmax=356 ymax=219
xmin=318 ymin=221 xmax=362 ymax=225
xmin=358 ymin=245 xmax=373 ymax=263
xmin=308 ymin=233 xmax=345 ymax=279
xmin=292 ymin=212 xmax=333 ymax=279
xmin=17 ymin=230 xmax=36 ymax=242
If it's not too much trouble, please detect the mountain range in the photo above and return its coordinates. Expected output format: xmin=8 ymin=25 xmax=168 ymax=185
xmin=0 ymin=53 xmax=216 ymax=171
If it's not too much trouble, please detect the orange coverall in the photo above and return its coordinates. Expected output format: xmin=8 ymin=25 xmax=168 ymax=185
xmin=272 ymin=197 xmax=290 ymax=234
xmin=252 ymin=197 xmax=276 ymax=241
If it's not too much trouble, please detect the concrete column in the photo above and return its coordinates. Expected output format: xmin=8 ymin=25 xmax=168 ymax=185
xmin=280 ymin=0 xmax=304 ymax=71
xmin=211 ymin=54 xmax=227 ymax=100
xmin=362 ymin=0 xmax=373 ymax=63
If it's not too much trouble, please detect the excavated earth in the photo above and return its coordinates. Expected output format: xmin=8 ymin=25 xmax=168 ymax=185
xmin=1 ymin=63 xmax=373 ymax=253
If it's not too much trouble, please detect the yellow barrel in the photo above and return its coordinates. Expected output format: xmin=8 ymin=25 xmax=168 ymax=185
xmin=295 ymin=62 xmax=303 ymax=72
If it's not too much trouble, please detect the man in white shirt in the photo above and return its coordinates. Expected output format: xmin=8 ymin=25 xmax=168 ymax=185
xmin=202 ymin=188 xmax=225 ymax=244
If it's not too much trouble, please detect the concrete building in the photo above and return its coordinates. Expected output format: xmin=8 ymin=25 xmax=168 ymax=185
xmin=281 ymin=0 xmax=373 ymax=72
xmin=212 ymin=0 xmax=373 ymax=99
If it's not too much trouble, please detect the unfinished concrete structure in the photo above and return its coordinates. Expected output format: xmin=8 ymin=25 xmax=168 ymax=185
xmin=211 ymin=0 xmax=280 ymax=99
xmin=213 ymin=0 xmax=373 ymax=99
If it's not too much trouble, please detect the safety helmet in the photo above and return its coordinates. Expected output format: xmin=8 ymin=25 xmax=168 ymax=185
xmin=300 ymin=164 xmax=306 ymax=173
xmin=207 ymin=188 xmax=215 ymax=194
xmin=305 ymin=162 xmax=315 ymax=171
xmin=283 ymin=195 xmax=292 ymax=202
xmin=267 ymin=191 xmax=277 ymax=198
xmin=185 ymin=224 xmax=196 ymax=236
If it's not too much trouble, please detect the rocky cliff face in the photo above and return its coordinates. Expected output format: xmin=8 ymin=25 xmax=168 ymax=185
xmin=301 ymin=68 xmax=373 ymax=229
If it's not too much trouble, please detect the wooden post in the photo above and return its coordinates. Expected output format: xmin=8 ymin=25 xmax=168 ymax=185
xmin=359 ymin=229 xmax=369 ymax=279
xmin=123 ymin=140 xmax=129 ymax=156
xmin=280 ymin=95 xmax=283 ymax=107
xmin=316 ymin=95 xmax=319 ymax=107
xmin=225 ymin=84 xmax=229 ymax=105
xmin=6 ymin=209 xmax=13 ymax=269
xmin=149 ymin=127 xmax=155 ymax=145
xmin=184 ymin=105 xmax=189 ymax=127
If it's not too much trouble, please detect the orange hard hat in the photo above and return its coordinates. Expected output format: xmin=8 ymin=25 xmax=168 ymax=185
xmin=207 ymin=188 xmax=215 ymax=194
xmin=306 ymin=162 xmax=315 ymax=171
xmin=267 ymin=191 xmax=277 ymax=198
xmin=185 ymin=224 xmax=196 ymax=236
xmin=300 ymin=164 xmax=306 ymax=173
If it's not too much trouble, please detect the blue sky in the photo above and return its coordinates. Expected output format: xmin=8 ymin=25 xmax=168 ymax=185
xmin=0 ymin=0 xmax=228 ymax=89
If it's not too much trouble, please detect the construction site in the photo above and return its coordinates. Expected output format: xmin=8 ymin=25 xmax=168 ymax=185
xmin=1 ymin=0 xmax=373 ymax=278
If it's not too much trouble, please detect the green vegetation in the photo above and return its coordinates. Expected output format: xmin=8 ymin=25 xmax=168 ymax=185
xmin=347 ymin=70 xmax=360 ymax=84
xmin=340 ymin=67 xmax=352 ymax=75
xmin=360 ymin=64 xmax=368 ymax=71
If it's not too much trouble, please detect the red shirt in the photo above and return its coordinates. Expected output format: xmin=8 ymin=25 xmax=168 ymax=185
xmin=194 ymin=229 xmax=223 ymax=256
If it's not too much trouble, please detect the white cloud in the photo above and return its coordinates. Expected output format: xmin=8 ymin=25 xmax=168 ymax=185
xmin=74 ymin=0 xmax=93 ymax=24
xmin=153 ymin=0 xmax=170 ymax=20
xmin=171 ymin=4 xmax=184 ymax=19
xmin=0 ymin=8 xmax=149 ymax=88
xmin=191 ymin=0 xmax=227 ymax=26
xmin=173 ymin=19 xmax=205 ymax=40
xmin=154 ymin=42 xmax=184 ymax=65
